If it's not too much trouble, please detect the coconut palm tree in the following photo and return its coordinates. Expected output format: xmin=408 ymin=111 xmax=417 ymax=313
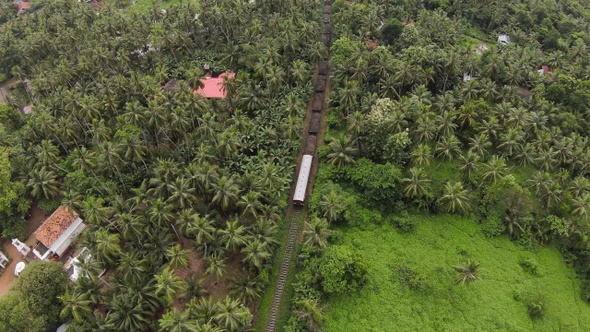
xmin=514 ymin=143 xmax=537 ymax=166
xmin=193 ymin=215 xmax=217 ymax=248
xmin=411 ymin=143 xmax=433 ymax=168
xmin=59 ymin=290 xmax=93 ymax=323
xmin=481 ymin=155 xmax=507 ymax=184
xmin=237 ymin=191 xmax=262 ymax=219
xmin=155 ymin=267 xmax=186 ymax=306
xmin=452 ymin=260 xmax=480 ymax=285
xmin=303 ymin=217 xmax=332 ymax=249
xmin=457 ymin=151 xmax=480 ymax=179
xmin=166 ymin=244 xmax=190 ymax=270
xmin=167 ymin=178 xmax=196 ymax=210
xmin=204 ymin=252 xmax=226 ymax=281
xmin=293 ymin=298 xmax=326 ymax=332
xmin=105 ymin=292 xmax=150 ymax=332
xmin=438 ymin=181 xmax=470 ymax=214
xmin=218 ymin=219 xmax=247 ymax=252
xmin=468 ymin=133 xmax=491 ymax=158
xmin=27 ymin=166 xmax=60 ymax=200
xmin=187 ymin=297 xmax=217 ymax=324
xmin=159 ymin=308 xmax=197 ymax=332
xmin=241 ymin=238 xmax=271 ymax=270
xmin=213 ymin=296 xmax=251 ymax=332
xmin=210 ymin=175 xmax=240 ymax=212
xmin=319 ymin=190 xmax=344 ymax=222
xmin=402 ymin=168 xmax=431 ymax=199
xmin=435 ymin=135 xmax=461 ymax=161
xmin=325 ymin=136 xmax=357 ymax=167
xmin=571 ymin=194 xmax=590 ymax=222
xmin=92 ymin=229 xmax=122 ymax=266
xmin=229 ymin=274 xmax=262 ymax=305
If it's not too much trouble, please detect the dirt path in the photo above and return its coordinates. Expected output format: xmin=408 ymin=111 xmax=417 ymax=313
xmin=0 ymin=204 xmax=48 ymax=296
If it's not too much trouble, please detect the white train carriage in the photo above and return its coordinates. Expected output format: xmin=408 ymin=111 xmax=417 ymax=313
xmin=293 ymin=154 xmax=313 ymax=206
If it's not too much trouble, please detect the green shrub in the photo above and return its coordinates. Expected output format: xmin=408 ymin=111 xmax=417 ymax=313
xmin=328 ymin=229 xmax=345 ymax=245
xmin=390 ymin=262 xmax=426 ymax=291
xmin=524 ymin=293 xmax=547 ymax=319
xmin=519 ymin=257 xmax=540 ymax=276
xmin=344 ymin=204 xmax=382 ymax=228
xmin=319 ymin=245 xmax=368 ymax=294
xmin=481 ymin=213 xmax=505 ymax=238
xmin=1 ymin=215 xmax=27 ymax=240
xmin=38 ymin=198 xmax=62 ymax=215
xmin=388 ymin=212 xmax=416 ymax=233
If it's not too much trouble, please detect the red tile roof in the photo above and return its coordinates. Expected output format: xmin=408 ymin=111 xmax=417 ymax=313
xmin=35 ymin=206 xmax=80 ymax=248
xmin=367 ymin=40 xmax=378 ymax=50
xmin=194 ymin=72 xmax=235 ymax=99
xmin=89 ymin=0 xmax=104 ymax=9
xmin=16 ymin=2 xmax=31 ymax=15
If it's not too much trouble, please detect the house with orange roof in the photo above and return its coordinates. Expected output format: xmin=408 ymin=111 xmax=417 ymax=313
xmin=32 ymin=206 xmax=86 ymax=261
xmin=16 ymin=1 xmax=30 ymax=16
xmin=195 ymin=71 xmax=235 ymax=99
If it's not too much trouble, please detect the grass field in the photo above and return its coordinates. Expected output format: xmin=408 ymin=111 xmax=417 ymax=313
xmin=324 ymin=215 xmax=590 ymax=332
xmin=103 ymin=0 xmax=197 ymax=13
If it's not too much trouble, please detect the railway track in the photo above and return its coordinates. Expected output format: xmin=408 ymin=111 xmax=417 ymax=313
xmin=265 ymin=208 xmax=302 ymax=332
xmin=264 ymin=1 xmax=332 ymax=331
xmin=265 ymin=0 xmax=331 ymax=332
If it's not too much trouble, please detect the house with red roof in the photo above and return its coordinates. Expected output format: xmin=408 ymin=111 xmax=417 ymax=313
xmin=195 ymin=71 xmax=235 ymax=99
xmin=16 ymin=1 xmax=30 ymax=16
xmin=537 ymin=65 xmax=551 ymax=76
xmin=32 ymin=206 xmax=86 ymax=261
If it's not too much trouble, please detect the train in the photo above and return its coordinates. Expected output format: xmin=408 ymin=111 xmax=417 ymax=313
xmin=293 ymin=155 xmax=313 ymax=206
xmin=292 ymin=0 xmax=331 ymax=206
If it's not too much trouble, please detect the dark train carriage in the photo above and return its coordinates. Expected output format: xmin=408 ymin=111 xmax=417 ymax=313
xmin=322 ymin=33 xmax=330 ymax=46
xmin=318 ymin=61 xmax=327 ymax=76
xmin=323 ymin=14 xmax=330 ymax=23
xmin=312 ymin=92 xmax=323 ymax=112
xmin=306 ymin=135 xmax=317 ymax=155
xmin=314 ymin=75 xmax=326 ymax=92
xmin=309 ymin=112 xmax=321 ymax=135
xmin=324 ymin=0 xmax=331 ymax=4
xmin=323 ymin=25 xmax=331 ymax=35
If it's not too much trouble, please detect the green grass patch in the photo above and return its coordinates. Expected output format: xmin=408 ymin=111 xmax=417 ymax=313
xmin=424 ymin=159 xmax=461 ymax=185
xmin=103 ymin=0 xmax=198 ymax=13
xmin=459 ymin=35 xmax=480 ymax=49
xmin=324 ymin=215 xmax=590 ymax=331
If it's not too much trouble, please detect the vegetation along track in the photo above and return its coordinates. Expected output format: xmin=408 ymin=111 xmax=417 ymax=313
xmin=264 ymin=1 xmax=332 ymax=331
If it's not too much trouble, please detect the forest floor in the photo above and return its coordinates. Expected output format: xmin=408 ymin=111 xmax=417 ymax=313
xmin=324 ymin=215 xmax=590 ymax=332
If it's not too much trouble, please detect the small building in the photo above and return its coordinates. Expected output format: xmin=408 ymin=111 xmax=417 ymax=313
xmin=162 ymin=79 xmax=179 ymax=93
xmin=475 ymin=43 xmax=488 ymax=55
xmin=64 ymin=247 xmax=106 ymax=281
xmin=367 ymin=40 xmax=378 ymax=50
xmin=89 ymin=0 xmax=104 ymax=9
xmin=16 ymin=1 xmax=30 ymax=16
xmin=33 ymin=206 xmax=86 ymax=261
xmin=498 ymin=34 xmax=510 ymax=45
xmin=194 ymin=71 xmax=235 ymax=99
xmin=537 ymin=65 xmax=550 ymax=76
xmin=22 ymin=104 xmax=33 ymax=114
xmin=11 ymin=238 xmax=30 ymax=256
xmin=0 ymin=251 xmax=9 ymax=269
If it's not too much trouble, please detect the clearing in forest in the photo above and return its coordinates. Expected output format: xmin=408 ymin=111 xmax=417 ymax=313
xmin=325 ymin=215 xmax=590 ymax=332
